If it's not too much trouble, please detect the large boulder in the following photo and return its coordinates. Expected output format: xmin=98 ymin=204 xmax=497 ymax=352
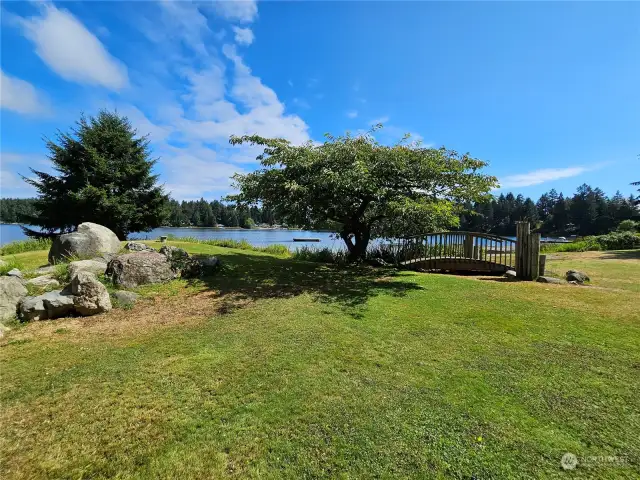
xmin=566 ymin=270 xmax=590 ymax=284
xmin=68 ymin=259 xmax=108 ymax=278
xmin=19 ymin=290 xmax=75 ymax=321
xmin=71 ymin=272 xmax=112 ymax=316
xmin=49 ymin=222 xmax=121 ymax=264
xmin=125 ymin=241 xmax=155 ymax=252
xmin=0 ymin=276 xmax=28 ymax=320
xmin=106 ymin=252 xmax=176 ymax=289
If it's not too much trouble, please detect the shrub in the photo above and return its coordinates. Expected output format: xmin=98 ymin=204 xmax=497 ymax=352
xmin=616 ymin=220 xmax=638 ymax=233
xmin=541 ymin=232 xmax=639 ymax=253
xmin=0 ymin=238 xmax=52 ymax=255
xmin=596 ymin=231 xmax=640 ymax=250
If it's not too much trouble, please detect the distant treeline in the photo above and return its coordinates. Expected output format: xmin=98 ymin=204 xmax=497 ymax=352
xmin=2 ymin=183 xmax=638 ymax=235
xmin=460 ymin=184 xmax=638 ymax=236
xmin=0 ymin=197 xmax=283 ymax=229
xmin=0 ymin=198 xmax=38 ymax=224
xmin=166 ymin=199 xmax=282 ymax=228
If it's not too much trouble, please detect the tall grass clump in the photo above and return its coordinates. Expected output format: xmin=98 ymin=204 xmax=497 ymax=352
xmin=292 ymin=246 xmax=349 ymax=264
xmin=0 ymin=258 xmax=25 ymax=275
xmin=0 ymin=238 xmax=52 ymax=255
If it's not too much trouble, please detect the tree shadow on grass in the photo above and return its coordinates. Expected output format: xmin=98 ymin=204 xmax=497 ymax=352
xmin=192 ymin=251 xmax=425 ymax=318
xmin=598 ymin=250 xmax=640 ymax=260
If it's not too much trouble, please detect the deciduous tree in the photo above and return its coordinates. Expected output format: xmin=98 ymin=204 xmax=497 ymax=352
xmin=228 ymin=129 xmax=497 ymax=261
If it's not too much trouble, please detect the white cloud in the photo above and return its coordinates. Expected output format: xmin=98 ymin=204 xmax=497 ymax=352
xmin=500 ymin=166 xmax=596 ymax=188
xmin=155 ymin=1 xmax=212 ymax=56
xmin=346 ymin=110 xmax=358 ymax=119
xmin=369 ymin=116 xmax=390 ymax=125
xmin=0 ymin=70 xmax=50 ymax=115
xmin=16 ymin=4 xmax=128 ymax=90
xmin=208 ymin=0 xmax=258 ymax=23
xmin=232 ymin=26 xmax=254 ymax=46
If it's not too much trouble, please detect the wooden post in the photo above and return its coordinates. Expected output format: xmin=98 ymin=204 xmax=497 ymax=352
xmin=515 ymin=222 xmax=530 ymax=280
xmin=463 ymin=233 xmax=474 ymax=259
xmin=539 ymin=254 xmax=547 ymax=276
xmin=529 ymin=233 xmax=540 ymax=280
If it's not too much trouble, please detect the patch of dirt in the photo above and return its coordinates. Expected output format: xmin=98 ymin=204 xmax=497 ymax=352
xmin=1 ymin=289 xmax=236 ymax=344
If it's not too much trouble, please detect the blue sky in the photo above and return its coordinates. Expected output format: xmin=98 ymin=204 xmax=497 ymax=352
xmin=1 ymin=1 xmax=638 ymax=201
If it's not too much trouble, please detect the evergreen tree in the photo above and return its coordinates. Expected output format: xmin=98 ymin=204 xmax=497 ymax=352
xmin=21 ymin=110 xmax=168 ymax=238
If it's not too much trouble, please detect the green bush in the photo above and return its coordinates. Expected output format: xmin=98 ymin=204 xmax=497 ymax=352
xmin=0 ymin=238 xmax=52 ymax=255
xmin=541 ymin=232 xmax=639 ymax=253
xmin=596 ymin=231 xmax=640 ymax=250
xmin=617 ymin=220 xmax=638 ymax=232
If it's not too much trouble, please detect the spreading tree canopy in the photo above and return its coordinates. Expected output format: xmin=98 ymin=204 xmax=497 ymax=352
xmin=22 ymin=110 xmax=168 ymax=239
xmin=228 ymin=129 xmax=498 ymax=260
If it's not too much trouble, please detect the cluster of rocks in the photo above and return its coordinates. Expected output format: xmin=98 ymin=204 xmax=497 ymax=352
xmin=536 ymin=269 xmax=590 ymax=285
xmin=1 ymin=223 xmax=219 ymax=326
xmin=503 ymin=268 xmax=590 ymax=285
xmin=20 ymin=271 xmax=112 ymax=321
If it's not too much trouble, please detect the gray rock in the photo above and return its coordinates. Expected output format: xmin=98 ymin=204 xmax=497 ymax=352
xmin=112 ymin=290 xmax=139 ymax=305
xmin=27 ymin=275 xmax=61 ymax=289
xmin=125 ymin=241 xmax=154 ymax=252
xmin=19 ymin=296 xmax=45 ymax=321
xmin=68 ymin=259 xmax=107 ymax=278
xmin=34 ymin=265 xmax=56 ymax=275
xmin=0 ymin=276 xmax=28 ymax=319
xmin=566 ymin=270 xmax=590 ymax=283
xmin=49 ymin=222 xmax=121 ymax=263
xmin=19 ymin=290 xmax=75 ymax=321
xmin=7 ymin=268 xmax=23 ymax=278
xmin=180 ymin=255 xmax=220 ymax=278
xmin=159 ymin=245 xmax=191 ymax=271
xmin=106 ymin=252 xmax=176 ymax=289
xmin=536 ymin=276 xmax=564 ymax=284
xmin=503 ymin=270 xmax=517 ymax=281
xmin=70 ymin=272 xmax=112 ymax=316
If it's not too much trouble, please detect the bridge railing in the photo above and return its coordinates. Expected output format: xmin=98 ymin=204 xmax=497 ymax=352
xmin=392 ymin=231 xmax=517 ymax=268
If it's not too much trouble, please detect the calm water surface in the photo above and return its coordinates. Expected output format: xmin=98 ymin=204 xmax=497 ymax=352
xmin=0 ymin=224 xmax=342 ymax=249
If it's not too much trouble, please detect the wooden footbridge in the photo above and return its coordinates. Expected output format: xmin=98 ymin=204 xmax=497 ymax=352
xmin=391 ymin=222 xmax=542 ymax=280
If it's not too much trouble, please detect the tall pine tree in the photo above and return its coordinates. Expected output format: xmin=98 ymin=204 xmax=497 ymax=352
xmin=22 ymin=110 xmax=168 ymax=239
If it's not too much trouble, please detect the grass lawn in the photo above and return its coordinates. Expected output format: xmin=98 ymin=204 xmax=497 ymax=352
xmin=1 ymin=245 xmax=638 ymax=479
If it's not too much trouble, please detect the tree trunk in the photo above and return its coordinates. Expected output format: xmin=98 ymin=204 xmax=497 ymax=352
xmin=340 ymin=226 xmax=371 ymax=262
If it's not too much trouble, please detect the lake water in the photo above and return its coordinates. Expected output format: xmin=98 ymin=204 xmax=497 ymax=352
xmin=1 ymin=223 xmax=568 ymax=250
xmin=0 ymin=224 xmax=342 ymax=250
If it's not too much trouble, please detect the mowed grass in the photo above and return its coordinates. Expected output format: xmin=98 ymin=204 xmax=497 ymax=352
xmin=1 ymin=244 xmax=639 ymax=479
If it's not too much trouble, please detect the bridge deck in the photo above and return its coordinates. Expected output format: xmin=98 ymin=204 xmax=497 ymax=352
xmin=400 ymin=256 xmax=513 ymax=273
